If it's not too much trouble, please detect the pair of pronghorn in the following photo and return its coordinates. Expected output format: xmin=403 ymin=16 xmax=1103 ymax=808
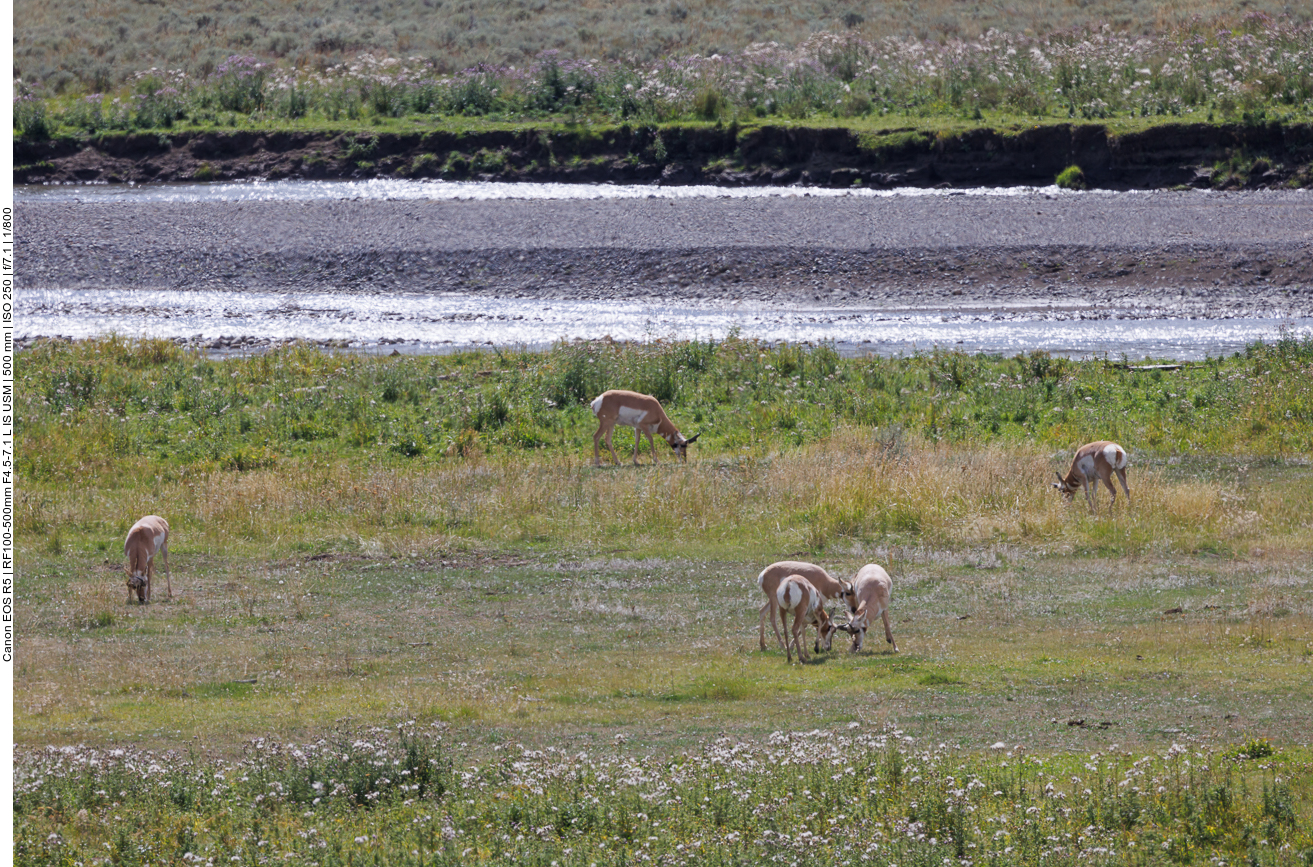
xmin=592 ymin=389 xmax=1132 ymax=515
xmin=758 ymin=560 xmax=896 ymax=664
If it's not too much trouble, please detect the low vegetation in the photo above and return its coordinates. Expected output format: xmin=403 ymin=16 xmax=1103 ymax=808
xmin=15 ymin=728 xmax=1313 ymax=865
xmin=14 ymin=17 xmax=1313 ymax=139
xmin=16 ymin=335 xmax=1313 ymax=865
xmin=17 ymin=334 xmax=1313 ymax=557
xmin=17 ymin=0 xmax=1304 ymax=96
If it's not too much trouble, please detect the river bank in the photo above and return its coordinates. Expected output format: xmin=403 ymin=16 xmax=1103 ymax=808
xmin=15 ymin=120 xmax=1313 ymax=190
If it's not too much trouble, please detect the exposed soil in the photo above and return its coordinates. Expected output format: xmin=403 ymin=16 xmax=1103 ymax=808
xmin=14 ymin=121 xmax=1313 ymax=190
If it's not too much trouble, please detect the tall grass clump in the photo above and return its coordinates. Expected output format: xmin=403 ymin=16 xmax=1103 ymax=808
xmin=15 ymin=729 xmax=1313 ymax=865
xmin=14 ymin=16 xmax=1313 ymax=132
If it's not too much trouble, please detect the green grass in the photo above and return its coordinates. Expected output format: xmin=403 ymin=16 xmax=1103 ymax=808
xmin=15 ymin=16 xmax=1313 ymax=142
xmin=16 ymin=335 xmax=1313 ymax=864
xmin=18 ymin=335 xmax=1313 ymax=559
xmin=14 ymin=697 xmax=1313 ymax=865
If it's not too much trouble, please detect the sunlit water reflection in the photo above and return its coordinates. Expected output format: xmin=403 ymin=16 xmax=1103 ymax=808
xmin=19 ymin=180 xmax=1306 ymax=358
xmin=20 ymin=287 xmax=1312 ymax=359
xmin=15 ymin=177 xmax=1081 ymax=203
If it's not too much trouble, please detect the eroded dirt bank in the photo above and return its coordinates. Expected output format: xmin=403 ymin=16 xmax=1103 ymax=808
xmin=15 ymin=121 xmax=1313 ymax=190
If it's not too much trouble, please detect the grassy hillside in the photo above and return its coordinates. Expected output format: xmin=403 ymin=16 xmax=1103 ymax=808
xmin=14 ymin=0 xmax=1309 ymax=94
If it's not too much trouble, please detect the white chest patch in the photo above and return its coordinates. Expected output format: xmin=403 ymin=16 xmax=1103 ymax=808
xmin=616 ymin=406 xmax=649 ymax=427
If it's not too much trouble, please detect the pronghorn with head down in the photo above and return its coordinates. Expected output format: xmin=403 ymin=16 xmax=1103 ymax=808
xmin=757 ymin=560 xmax=852 ymax=654
xmin=124 ymin=515 xmax=171 ymax=604
xmin=1053 ymin=441 xmax=1130 ymax=511
xmin=590 ymin=389 xmax=699 ymax=467
xmin=842 ymin=563 xmax=897 ymax=653
xmin=776 ymin=574 xmax=836 ymax=664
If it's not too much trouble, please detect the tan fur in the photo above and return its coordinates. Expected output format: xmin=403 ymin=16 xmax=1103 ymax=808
xmin=1054 ymin=441 xmax=1131 ymax=511
xmin=124 ymin=515 xmax=170 ymax=604
xmin=590 ymin=390 xmax=698 ymax=466
xmin=776 ymin=574 xmax=834 ymax=664
xmin=757 ymin=560 xmax=851 ymax=653
xmin=844 ymin=563 xmax=897 ymax=653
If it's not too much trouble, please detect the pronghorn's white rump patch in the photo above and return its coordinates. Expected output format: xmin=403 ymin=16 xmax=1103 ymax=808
xmin=590 ymin=394 xmax=605 ymax=416
xmin=777 ymin=581 xmax=803 ymax=611
xmin=616 ymin=405 xmax=649 ymax=426
xmin=1102 ymin=443 xmax=1128 ymax=469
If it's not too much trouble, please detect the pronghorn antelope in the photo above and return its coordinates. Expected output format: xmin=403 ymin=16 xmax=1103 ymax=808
xmin=757 ymin=560 xmax=852 ymax=654
xmin=842 ymin=563 xmax=897 ymax=653
xmin=1053 ymin=441 xmax=1130 ymax=510
xmin=124 ymin=515 xmax=171 ymax=604
xmin=775 ymin=574 xmax=836 ymax=664
xmin=590 ymin=389 xmax=699 ymax=467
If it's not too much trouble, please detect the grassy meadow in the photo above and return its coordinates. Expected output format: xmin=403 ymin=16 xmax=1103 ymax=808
xmin=14 ymin=335 xmax=1313 ymax=864
xmin=14 ymin=16 xmax=1313 ymax=142
xmin=16 ymin=0 xmax=1307 ymax=95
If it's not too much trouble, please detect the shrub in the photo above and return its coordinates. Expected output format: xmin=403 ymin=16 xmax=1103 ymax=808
xmin=1055 ymin=164 xmax=1086 ymax=189
xmin=14 ymin=95 xmax=51 ymax=138
xmin=694 ymin=88 xmax=724 ymax=120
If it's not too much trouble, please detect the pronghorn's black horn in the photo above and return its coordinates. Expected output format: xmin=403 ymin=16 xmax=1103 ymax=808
xmin=1055 ymin=472 xmax=1064 ymax=483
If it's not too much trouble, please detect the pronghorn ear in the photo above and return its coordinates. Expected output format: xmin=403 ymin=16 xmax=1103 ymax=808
xmin=685 ymin=433 xmax=700 ymax=445
xmin=1055 ymin=472 xmax=1064 ymax=483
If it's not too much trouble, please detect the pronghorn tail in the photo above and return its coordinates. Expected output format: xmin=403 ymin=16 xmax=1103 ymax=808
xmin=777 ymin=581 xmax=802 ymax=611
xmin=590 ymin=394 xmax=605 ymax=416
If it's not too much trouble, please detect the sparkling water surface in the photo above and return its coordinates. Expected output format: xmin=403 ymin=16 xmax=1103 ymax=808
xmin=17 ymin=180 xmax=1299 ymax=359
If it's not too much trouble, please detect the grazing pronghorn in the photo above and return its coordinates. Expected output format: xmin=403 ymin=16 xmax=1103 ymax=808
xmin=757 ymin=560 xmax=852 ymax=654
xmin=1053 ymin=441 xmax=1131 ymax=510
xmin=842 ymin=563 xmax=897 ymax=653
xmin=124 ymin=515 xmax=170 ymax=604
xmin=590 ymin=389 xmax=699 ymax=467
xmin=776 ymin=574 xmax=836 ymax=664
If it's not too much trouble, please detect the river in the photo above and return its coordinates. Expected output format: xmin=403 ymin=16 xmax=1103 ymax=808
xmin=16 ymin=180 xmax=1313 ymax=358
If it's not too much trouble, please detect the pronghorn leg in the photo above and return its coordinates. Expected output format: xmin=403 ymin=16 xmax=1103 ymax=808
xmin=648 ymin=430 xmax=659 ymax=464
xmin=781 ymin=610 xmax=793 ymax=662
xmin=784 ymin=610 xmax=802 ymax=663
xmin=593 ymin=426 xmax=605 ymax=466
xmin=882 ymin=608 xmax=897 ymax=651
xmin=1116 ymin=468 xmax=1130 ymax=505
xmin=1101 ymin=471 xmax=1119 ymax=506
xmin=632 ymin=427 xmax=643 ymax=464
xmin=793 ymin=613 xmax=810 ymax=663
xmin=604 ymin=428 xmax=621 ymax=466
xmin=760 ymin=600 xmax=787 ymax=652
xmin=144 ymin=559 xmax=153 ymax=604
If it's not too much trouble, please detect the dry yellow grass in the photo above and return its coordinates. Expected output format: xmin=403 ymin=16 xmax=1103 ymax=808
xmin=20 ymin=431 xmax=1306 ymax=563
